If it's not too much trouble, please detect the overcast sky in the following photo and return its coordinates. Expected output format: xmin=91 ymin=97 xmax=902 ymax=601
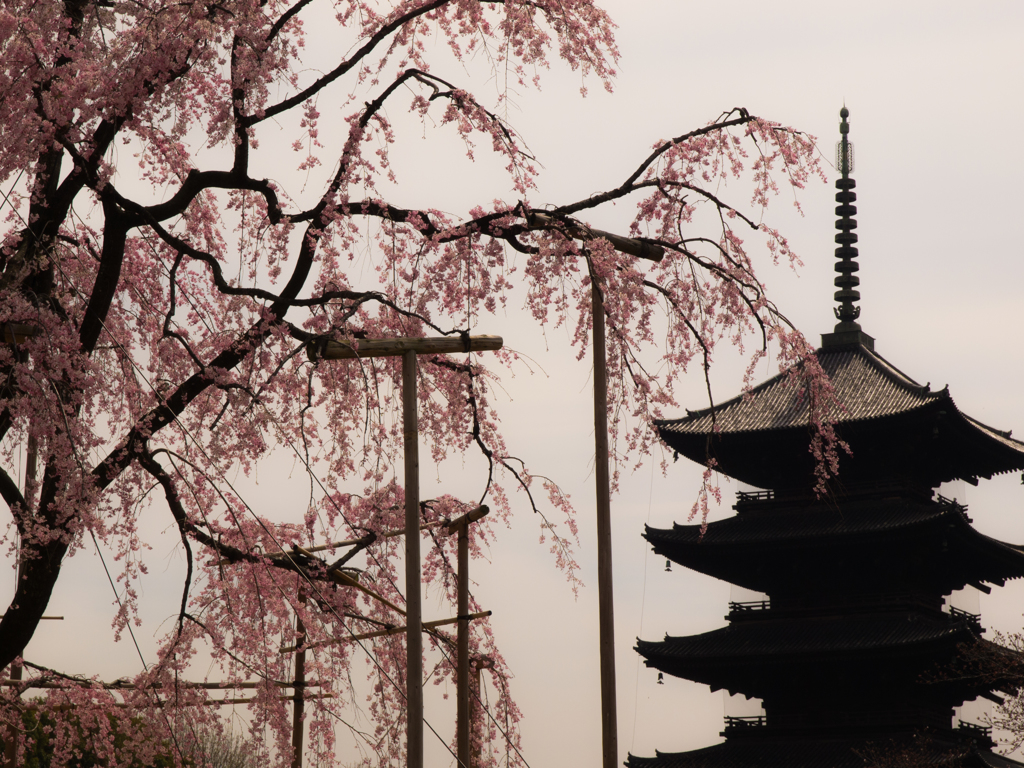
xmin=7 ymin=1 xmax=1024 ymax=766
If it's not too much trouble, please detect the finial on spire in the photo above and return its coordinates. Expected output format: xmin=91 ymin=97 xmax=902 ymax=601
xmin=837 ymin=106 xmax=854 ymax=178
xmin=822 ymin=106 xmax=875 ymax=350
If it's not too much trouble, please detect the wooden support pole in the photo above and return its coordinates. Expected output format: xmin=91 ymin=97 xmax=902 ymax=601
xmin=291 ymin=592 xmax=307 ymax=768
xmin=444 ymin=505 xmax=489 ymax=768
xmin=592 ymin=283 xmax=618 ymax=768
xmin=457 ymin=521 xmax=471 ymax=768
xmin=402 ymin=349 xmax=423 ymax=768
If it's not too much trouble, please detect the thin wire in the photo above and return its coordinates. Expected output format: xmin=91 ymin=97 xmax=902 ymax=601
xmin=422 ymin=628 xmax=533 ymax=768
xmin=630 ymin=457 xmax=656 ymax=753
xmin=0 ymin=170 xmax=26 ymax=223
xmin=89 ymin=530 xmax=148 ymax=671
xmin=89 ymin=532 xmax=199 ymax=765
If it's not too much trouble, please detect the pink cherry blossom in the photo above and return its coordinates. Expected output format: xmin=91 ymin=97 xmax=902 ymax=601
xmin=0 ymin=1 xmax=835 ymax=764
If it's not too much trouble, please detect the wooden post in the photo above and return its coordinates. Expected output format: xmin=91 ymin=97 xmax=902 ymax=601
xmin=592 ymin=283 xmax=618 ymax=768
xmin=470 ymin=655 xmax=494 ymax=765
xmin=291 ymin=591 xmax=307 ymax=768
xmin=445 ymin=505 xmax=489 ymax=768
xmin=402 ymin=350 xmax=423 ymax=768
xmin=457 ymin=523 xmax=470 ymax=768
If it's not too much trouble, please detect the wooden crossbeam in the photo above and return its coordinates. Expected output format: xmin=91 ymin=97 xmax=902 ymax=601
xmin=280 ymin=610 xmax=492 ymax=653
xmin=444 ymin=505 xmax=489 ymax=536
xmin=309 ymin=334 xmax=502 ymax=361
xmin=297 ymin=518 xmax=452 ymax=553
xmin=116 ymin=693 xmax=333 ymax=709
xmin=1 ymin=679 xmax=322 ymax=690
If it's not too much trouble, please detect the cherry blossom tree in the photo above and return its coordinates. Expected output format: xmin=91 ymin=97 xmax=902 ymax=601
xmin=0 ymin=0 xmax=831 ymax=764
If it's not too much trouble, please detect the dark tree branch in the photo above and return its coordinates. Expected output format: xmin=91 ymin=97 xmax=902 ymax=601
xmin=267 ymin=0 xmax=317 ymax=44
xmin=243 ymin=0 xmax=450 ymax=127
xmin=0 ymin=465 xmax=26 ymax=523
xmin=77 ymin=197 xmax=128 ymax=354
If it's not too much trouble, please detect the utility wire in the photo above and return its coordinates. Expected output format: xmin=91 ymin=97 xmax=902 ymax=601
xmin=630 ymin=456 xmax=656 ymax=753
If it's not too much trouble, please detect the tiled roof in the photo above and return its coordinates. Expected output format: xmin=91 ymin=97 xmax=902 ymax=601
xmin=967 ymin=413 xmax=1024 ymax=453
xmin=626 ymin=739 xmax=1023 ymax=768
xmin=656 ymin=345 xmax=942 ymax=437
xmin=637 ymin=612 xmax=973 ymax=663
xmin=654 ymin=341 xmax=1024 ymax=487
xmin=643 ymin=495 xmax=1024 ymax=593
xmin=647 ymin=494 xmax=1024 ymax=555
xmin=645 ymin=497 xmax=947 ymax=546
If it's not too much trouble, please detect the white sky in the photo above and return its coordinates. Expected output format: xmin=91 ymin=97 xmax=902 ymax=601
xmin=7 ymin=1 xmax=1024 ymax=766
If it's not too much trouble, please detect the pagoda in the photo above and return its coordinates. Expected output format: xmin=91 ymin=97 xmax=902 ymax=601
xmin=628 ymin=109 xmax=1024 ymax=768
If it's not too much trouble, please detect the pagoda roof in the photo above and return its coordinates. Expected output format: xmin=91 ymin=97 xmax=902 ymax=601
xmin=663 ymin=344 xmax=939 ymax=433
xmin=639 ymin=611 xmax=972 ymax=666
xmin=645 ymin=493 xmax=1024 ymax=594
xmin=636 ymin=610 xmax=991 ymax=699
xmin=655 ymin=342 xmax=1024 ymax=489
xmin=626 ymin=738 xmax=1024 ymax=768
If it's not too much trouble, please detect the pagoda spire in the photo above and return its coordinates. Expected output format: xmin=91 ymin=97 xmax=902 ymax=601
xmin=822 ymin=106 xmax=874 ymax=350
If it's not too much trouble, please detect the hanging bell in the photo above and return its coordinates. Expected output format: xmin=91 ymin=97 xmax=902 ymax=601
xmin=665 ymin=560 xmax=672 ymax=572
xmin=657 ymin=672 xmax=665 ymax=685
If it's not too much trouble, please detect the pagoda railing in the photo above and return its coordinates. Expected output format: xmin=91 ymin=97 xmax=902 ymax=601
xmin=735 ymin=490 xmax=774 ymax=503
xmin=735 ymin=481 xmax=937 ymax=509
xmin=948 ymin=606 xmax=983 ymax=632
xmin=721 ymin=711 xmax=986 ymax=738
xmin=722 ymin=715 xmax=766 ymax=734
xmin=728 ymin=600 xmax=770 ymax=615
xmin=957 ymin=720 xmax=992 ymax=738
xmin=957 ymin=720 xmax=995 ymax=748
xmin=730 ymin=592 xmax=943 ymax=619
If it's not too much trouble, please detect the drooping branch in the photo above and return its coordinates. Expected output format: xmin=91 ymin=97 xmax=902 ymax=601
xmin=555 ymin=108 xmax=756 ymax=215
xmin=244 ymin=0 xmax=451 ymax=127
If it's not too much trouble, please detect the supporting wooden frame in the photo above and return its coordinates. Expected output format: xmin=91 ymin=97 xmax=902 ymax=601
xmin=317 ymin=334 xmax=502 ymax=768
